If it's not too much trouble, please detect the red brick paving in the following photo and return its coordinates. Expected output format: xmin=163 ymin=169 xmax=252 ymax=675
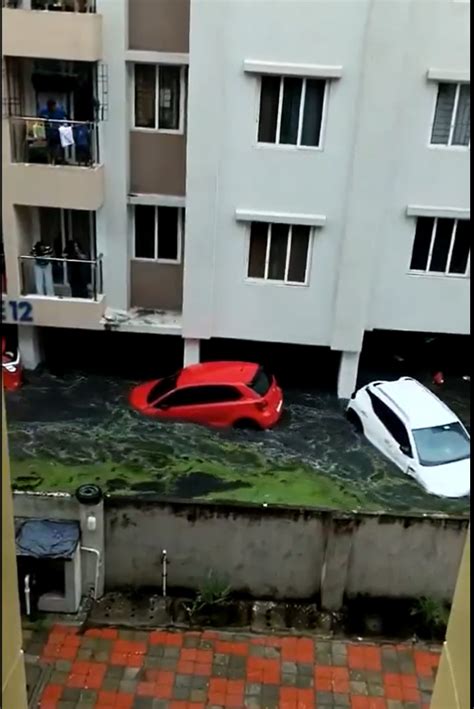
xmin=31 ymin=624 xmax=440 ymax=708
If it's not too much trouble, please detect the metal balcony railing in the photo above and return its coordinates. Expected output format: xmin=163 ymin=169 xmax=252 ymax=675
xmin=19 ymin=253 xmax=103 ymax=301
xmin=3 ymin=0 xmax=96 ymax=12
xmin=10 ymin=116 xmax=99 ymax=167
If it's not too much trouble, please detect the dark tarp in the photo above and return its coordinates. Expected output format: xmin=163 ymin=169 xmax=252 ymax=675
xmin=16 ymin=519 xmax=80 ymax=559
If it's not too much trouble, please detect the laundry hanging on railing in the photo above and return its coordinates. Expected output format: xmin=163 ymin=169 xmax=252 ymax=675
xmin=59 ymin=124 xmax=75 ymax=148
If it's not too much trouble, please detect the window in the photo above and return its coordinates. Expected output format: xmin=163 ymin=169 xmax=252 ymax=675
xmin=134 ymin=64 xmax=183 ymax=131
xmin=367 ymin=391 xmax=412 ymax=453
xmin=431 ymin=82 xmax=470 ymax=147
xmin=133 ymin=206 xmax=182 ymax=263
xmin=409 ymin=217 xmax=470 ymax=276
xmin=412 ymin=422 xmax=470 ymax=466
xmin=147 ymin=372 xmax=180 ymax=404
xmin=248 ymin=367 xmax=272 ymax=396
xmin=247 ymin=221 xmax=311 ymax=284
xmin=156 ymin=385 xmax=242 ymax=408
xmin=258 ymin=76 xmax=326 ymax=147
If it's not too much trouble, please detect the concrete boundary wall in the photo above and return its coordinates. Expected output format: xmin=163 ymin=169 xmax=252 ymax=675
xmin=103 ymin=497 xmax=469 ymax=610
xmin=12 ymin=493 xmax=469 ymax=611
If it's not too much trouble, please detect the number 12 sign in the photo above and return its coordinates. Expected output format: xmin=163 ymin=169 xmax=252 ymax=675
xmin=2 ymin=300 xmax=34 ymax=323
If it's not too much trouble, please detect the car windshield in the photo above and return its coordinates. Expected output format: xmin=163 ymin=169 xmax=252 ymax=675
xmin=249 ymin=367 xmax=271 ymax=396
xmin=146 ymin=372 xmax=179 ymax=404
xmin=412 ymin=422 xmax=470 ymax=467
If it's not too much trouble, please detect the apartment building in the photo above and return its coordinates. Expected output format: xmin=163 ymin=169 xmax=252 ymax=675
xmin=2 ymin=0 xmax=470 ymax=397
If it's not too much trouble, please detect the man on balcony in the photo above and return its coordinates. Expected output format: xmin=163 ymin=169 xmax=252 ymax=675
xmin=38 ymin=99 xmax=67 ymax=165
xmin=31 ymin=241 xmax=54 ymax=296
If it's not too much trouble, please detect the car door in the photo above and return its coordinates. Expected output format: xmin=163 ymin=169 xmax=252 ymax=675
xmin=153 ymin=386 xmax=206 ymax=422
xmin=154 ymin=385 xmax=242 ymax=426
xmin=366 ymin=391 xmax=414 ymax=471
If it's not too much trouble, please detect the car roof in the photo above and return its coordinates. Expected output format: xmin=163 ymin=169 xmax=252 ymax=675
xmin=177 ymin=361 xmax=259 ymax=387
xmin=367 ymin=377 xmax=459 ymax=429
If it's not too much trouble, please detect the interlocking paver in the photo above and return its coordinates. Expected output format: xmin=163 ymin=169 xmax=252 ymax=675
xmin=30 ymin=623 xmax=440 ymax=708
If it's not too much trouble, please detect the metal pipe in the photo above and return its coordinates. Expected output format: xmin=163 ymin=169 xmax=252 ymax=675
xmin=80 ymin=546 xmax=101 ymax=600
xmin=24 ymin=574 xmax=31 ymax=617
xmin=161 ymin=550 xmax=168 ymax=598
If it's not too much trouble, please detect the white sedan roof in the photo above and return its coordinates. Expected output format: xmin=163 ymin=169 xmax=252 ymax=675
xmin=369 ymin=378 xmax=460 ymax=430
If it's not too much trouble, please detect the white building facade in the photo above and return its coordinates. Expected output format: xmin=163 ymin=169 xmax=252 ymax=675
xmin=2 ymin=0 xmax=470 ymax=397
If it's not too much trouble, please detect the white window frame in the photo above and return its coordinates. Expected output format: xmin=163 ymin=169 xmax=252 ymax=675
xmin=429 ymin=82 xmax=470 ymax=149
xmin=409 ymin=217 xmax=470 ymax=278
xmin=256 ymin=75 xmax=328 ymax=150
xmin=132 ymin=63 xmax=186 ymax=135
xmin=132 ymin=205 xmax=183 ymax=265
xmin=246 ymin=222 xmax=313 ymax=286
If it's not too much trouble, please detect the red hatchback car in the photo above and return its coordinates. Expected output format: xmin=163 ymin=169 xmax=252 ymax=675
xmin=129 ymin=361 xmax=283 ymax=429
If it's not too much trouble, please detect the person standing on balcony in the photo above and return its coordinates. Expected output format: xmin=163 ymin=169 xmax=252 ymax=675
xmin=38 ymin=99 xmax=67 ymax=165
xmin=64 ymin=240 xmax=89 ymax=299
xmin=31 ymin=241 xmax=54 ymax=296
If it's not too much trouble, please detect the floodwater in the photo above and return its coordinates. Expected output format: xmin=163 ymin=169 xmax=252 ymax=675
xmin=5 ymin=371 xmax=470 ymax=515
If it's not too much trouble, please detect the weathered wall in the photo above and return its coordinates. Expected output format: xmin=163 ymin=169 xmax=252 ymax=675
xmin=105 ymin=499 xmax=325 ymax=599
xmin=104 ymin=498 xmax=469 ymax=609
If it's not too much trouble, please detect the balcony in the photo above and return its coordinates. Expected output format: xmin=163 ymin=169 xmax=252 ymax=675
xmin=2 ymin=1 xmax=102 ymax=63
xmin=2 ymin=253 xmax=105 ymax=328
xmin=6 ymin=116 xmax=104 ymax=209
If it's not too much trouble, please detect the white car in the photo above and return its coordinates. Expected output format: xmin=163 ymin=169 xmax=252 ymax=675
xmin=346 ymin=377 xmax=470 ymax=498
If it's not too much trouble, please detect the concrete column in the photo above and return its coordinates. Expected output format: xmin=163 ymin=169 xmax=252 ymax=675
xmin=78 ymin=498 xmax=105 ymax=599
xmin=95 ymin=0 xmax=129 ymax=312
xmin=337 ymin=350 xmax=361 ymax=400
xmin=18 ymin=326 xmax=43 ymax=370
xmin=320 ymin=520 xmax=353 ymax=611
xmin=183 ymin=338 xmax=200 ymax=367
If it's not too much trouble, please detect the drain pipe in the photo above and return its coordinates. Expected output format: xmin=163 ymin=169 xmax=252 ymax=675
xmin=24 ymin=574 xmax=31 ymax=617
xmin=161 ymin=550 xmax=168 ymax=598
xmin=81 ymin=546 xmax=101 ymax=600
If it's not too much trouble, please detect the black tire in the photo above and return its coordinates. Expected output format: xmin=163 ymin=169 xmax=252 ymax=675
xmin=75 ymin=484 xmax=103 ymax=505
xmin=233 ymin=418 xmax=262 ymax=430
xmin=346 ymin=408 xmax=363 ymax=433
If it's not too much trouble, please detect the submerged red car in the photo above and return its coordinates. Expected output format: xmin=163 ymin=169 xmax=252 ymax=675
xmin=2 ymin=337 xmax=23 ymax=391
xmin=129 ymin=361 xmax=283 ymax=429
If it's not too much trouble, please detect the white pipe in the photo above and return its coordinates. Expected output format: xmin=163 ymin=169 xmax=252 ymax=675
xmin=24 ymin=574 xmax=31 ymax=616
xmin=161 ymin=549 xmax=167 ymax=598
xmin=81 ymin=546 xmax=101 ymax=600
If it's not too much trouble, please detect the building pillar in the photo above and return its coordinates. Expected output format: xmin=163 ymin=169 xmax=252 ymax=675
xmin=183 ymin=338 xmax=200 ymax=367
xmin=337 ymin=350 xmax=361 ymax=400
xmin=18 ymin=326 xmax=43 ymax=370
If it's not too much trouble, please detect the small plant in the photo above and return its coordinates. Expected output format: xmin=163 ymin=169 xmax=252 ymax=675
xmin=187 ymin=570 xmax=232 ymax=619
xmin=410 ymin=596 xmax=450 ymax=636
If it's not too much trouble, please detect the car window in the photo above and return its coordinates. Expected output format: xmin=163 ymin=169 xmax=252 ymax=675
xmin=248 ymin=367 xmax=271 ymax=396
xmin=156 ymin=385 xmax=242 ymax=408
xmin=412 ymin=422 xmax=470 ymax=466
xmin=147 ymin=372 xmax=180 ymax=404
xmin=367 ymin=390 xmax=412 ymax=453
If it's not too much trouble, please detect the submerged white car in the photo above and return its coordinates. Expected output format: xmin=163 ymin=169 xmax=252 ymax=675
xmin=346 ymin=377 xmax=470 ymax=498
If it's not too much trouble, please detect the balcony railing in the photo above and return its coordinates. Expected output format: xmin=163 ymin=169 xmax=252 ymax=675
xmin=3 ymin=0 xmax=96 ymax=12
xmin=10 ymin=116 xmax=100 ymax=167
xmin=19 ymin=254 xmax=103 ymax=301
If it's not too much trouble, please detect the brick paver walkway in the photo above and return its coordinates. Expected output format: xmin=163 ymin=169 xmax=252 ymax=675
xmin=30 ymin=625 xmax=440 ymax=709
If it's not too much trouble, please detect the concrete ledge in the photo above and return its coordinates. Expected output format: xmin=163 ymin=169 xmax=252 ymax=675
xmin=2 ymin=8 xmax=103 ymax=62
xmin=427 ymin=68 xmax=470 ymax=83
xmin=235 ymin=208 xmax=326 ymax=227
xmin=406 ymin=205 xmax=470 ymax=220
xmin=5 ymin=163 xmax=105 ymax=211
xmin=244 ymin=59 xmax=343 ymax=79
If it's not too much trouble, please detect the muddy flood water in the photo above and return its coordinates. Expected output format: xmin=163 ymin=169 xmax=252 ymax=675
xmin=5 ymin=371 xmax=470 ymax=515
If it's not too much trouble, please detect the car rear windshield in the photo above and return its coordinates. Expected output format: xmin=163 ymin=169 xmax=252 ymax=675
xmin=147 ymin=372 xmax=179 ymax=404
xmin=249 ymin=367 xmax=271 ymax=397
xmin=412 ymin=422 xmax=470 ymax=466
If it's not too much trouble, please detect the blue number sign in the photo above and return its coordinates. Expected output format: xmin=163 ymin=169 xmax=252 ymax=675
xmin=1 ymin=300 xmax=34 ymax=323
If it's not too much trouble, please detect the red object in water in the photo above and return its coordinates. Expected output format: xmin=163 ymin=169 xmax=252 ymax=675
xmin=433 ymin=371 xmax=445 ymax=385
xmin=2 ymin=337 xmax=23 ymax=391
xmin=129 ymin=361 xmax=283 ymax=429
